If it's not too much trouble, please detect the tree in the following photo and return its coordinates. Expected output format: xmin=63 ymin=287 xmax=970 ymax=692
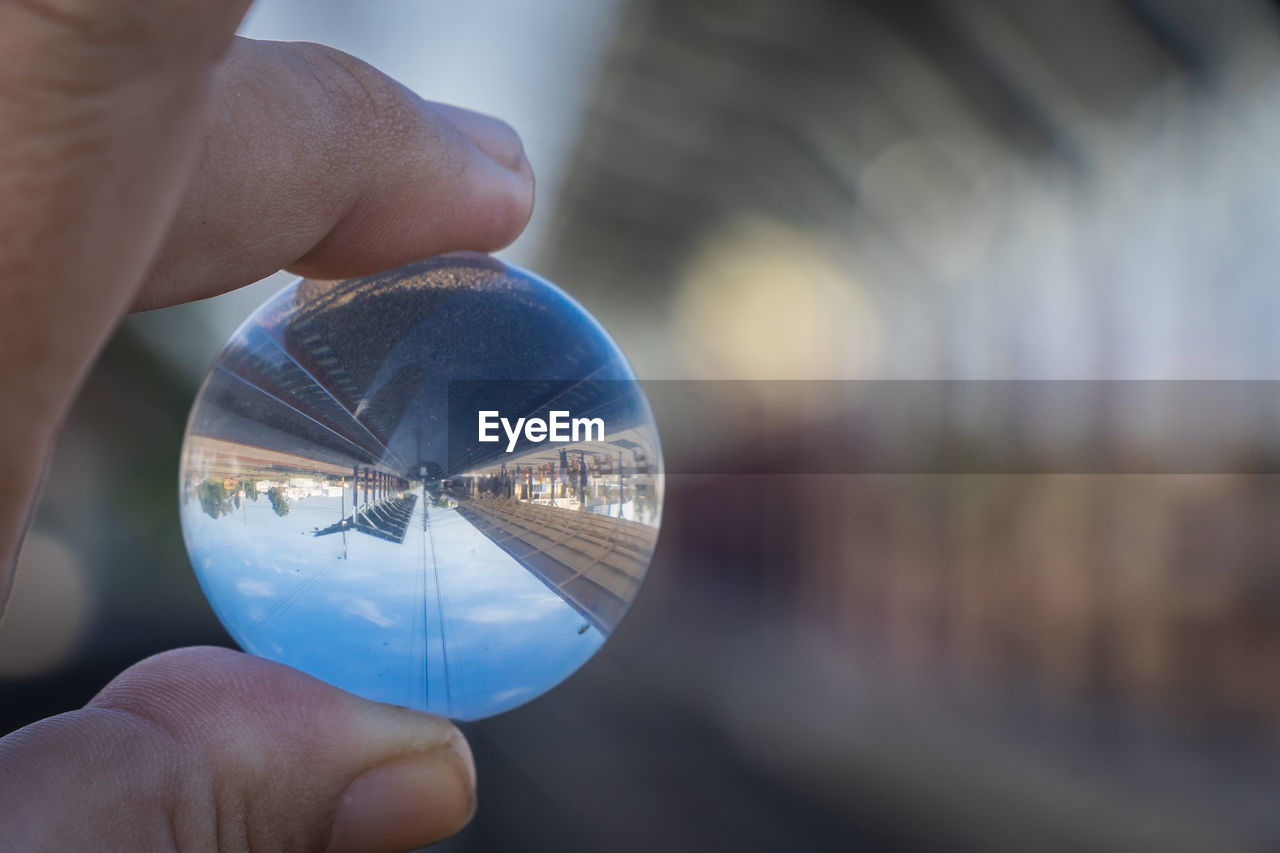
xmin=197 ymin=478 xmax=229 ymax=519
xmin=267 ymin=486 xmax=291 ymax=517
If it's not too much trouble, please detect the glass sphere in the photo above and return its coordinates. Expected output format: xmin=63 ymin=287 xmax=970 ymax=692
xmin=179 ymin=253 xmax=662 ymax=720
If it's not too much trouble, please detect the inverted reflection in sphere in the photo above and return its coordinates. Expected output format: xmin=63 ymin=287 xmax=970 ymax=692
xmin=179 ymin=253 xmax=662 ymax=720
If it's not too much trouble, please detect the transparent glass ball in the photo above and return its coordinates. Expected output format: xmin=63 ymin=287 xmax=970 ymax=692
xmin=179 ymin=253 xmax=662 ymax=720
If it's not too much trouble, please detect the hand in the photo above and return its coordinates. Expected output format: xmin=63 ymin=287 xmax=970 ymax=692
xmin=0 ymin=1 xmax=534 ymax=850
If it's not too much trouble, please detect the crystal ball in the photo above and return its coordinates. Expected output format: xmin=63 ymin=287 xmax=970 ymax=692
xmin=179 ymin=253 xmax=662 ymax=720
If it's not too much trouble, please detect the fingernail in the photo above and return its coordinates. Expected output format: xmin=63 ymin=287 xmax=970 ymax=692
xmin=326 ymin=738 xmax=476 ymax=853
xmin=432 ymin=102 xmax=527 ymax=172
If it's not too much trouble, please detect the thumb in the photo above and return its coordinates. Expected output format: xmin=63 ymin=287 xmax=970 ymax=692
xmin=0 ymin=647 xmax=475 ymax=852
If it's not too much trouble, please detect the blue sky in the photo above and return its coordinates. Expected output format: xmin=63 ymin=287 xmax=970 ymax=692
xmin=181 ymin=487 xmax=606 ymax=720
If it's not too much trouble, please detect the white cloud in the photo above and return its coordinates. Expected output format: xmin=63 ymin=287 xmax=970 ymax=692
xmin=345 ymin=598 xmax=397 ymax=628
xmin=461 ymin=593 xmax=565 ymax=624
xmin=236 ymin=578 xmax=277 ymax=598
xmin=491 ymin=686 xmax=535 ymax=704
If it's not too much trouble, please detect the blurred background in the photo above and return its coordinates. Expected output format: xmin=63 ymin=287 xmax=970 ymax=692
xmin=6 ymin=0 xmax=1280 ymax=850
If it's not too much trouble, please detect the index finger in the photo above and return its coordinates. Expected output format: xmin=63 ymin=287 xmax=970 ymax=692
xmin=135 ymin=37 xmax=534 ymax=311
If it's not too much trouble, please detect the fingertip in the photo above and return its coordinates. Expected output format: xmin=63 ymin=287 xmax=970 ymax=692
xmin=284 ymin=143 xmax=534 ymax=281
xmin=454 ymin=144 xmax=536 ymax=253
xmin=399 ymin=100 xmax=536 ymax=255
xmin=325 ymin=734 xmax=476 ymax=853
xmin=432 ymin=103 xmax=527 ymax=173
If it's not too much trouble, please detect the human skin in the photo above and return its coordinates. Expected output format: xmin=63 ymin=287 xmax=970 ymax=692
xmin=0 ymin=1 xmax=534 ymax=850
